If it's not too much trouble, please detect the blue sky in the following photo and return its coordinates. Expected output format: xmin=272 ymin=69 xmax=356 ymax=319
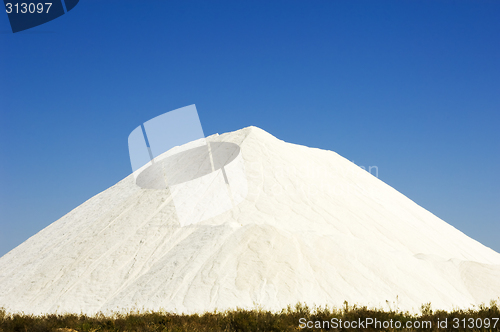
xmin=0 ymin=0 xmax=499 ymax=257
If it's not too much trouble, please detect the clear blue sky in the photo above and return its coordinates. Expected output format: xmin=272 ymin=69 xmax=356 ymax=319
xmin=0 ymin=0 xmax=499 ymax=257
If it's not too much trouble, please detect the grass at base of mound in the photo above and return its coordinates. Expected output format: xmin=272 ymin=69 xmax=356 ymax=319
xmin=1 ymin=300 xmax=499 ymax=332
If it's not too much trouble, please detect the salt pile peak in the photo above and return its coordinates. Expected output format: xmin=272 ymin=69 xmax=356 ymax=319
xmin=1 ymin=126 xmax=499 ymax=315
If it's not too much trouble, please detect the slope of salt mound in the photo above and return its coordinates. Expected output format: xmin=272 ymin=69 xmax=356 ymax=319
xmin=0 ymin=126 xmax=499 ymax=315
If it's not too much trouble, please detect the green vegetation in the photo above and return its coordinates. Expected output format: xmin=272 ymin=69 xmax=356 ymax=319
xmin=0 ymin=300 xmax=499 ymax=331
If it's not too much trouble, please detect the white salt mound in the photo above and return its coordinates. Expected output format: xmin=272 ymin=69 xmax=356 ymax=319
xmin=0 ymin=126 xmax=499 ymax=315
